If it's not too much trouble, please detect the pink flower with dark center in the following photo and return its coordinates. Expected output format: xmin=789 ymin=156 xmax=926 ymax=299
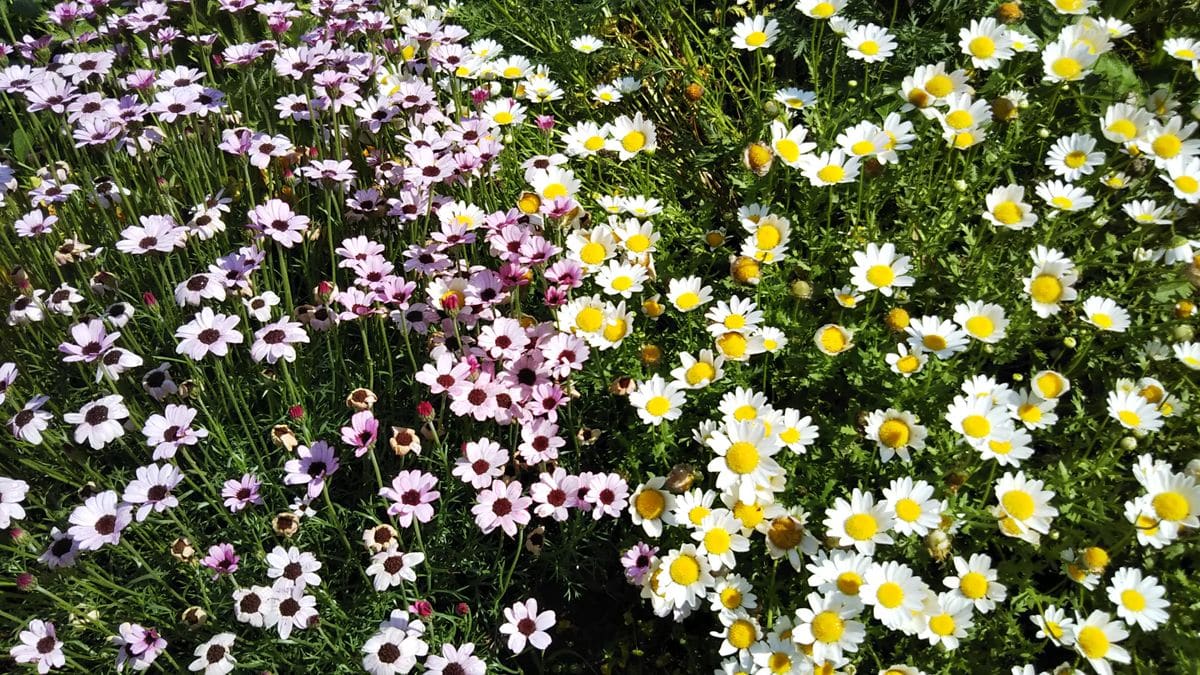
xmin=340 ymin=410 xmax=379 ymax=457
xmin=63 ymin=394 xmax=129 ymax=449
xmin=116 ymin=214 xmax=185 ymax=255
xmin=248 ymin=198 xmax=309 ymax=248
xmin=585 ymin=472 xmax=630 ymax=520
xmin=518 ymin=419 xmax=565 ymax=464
xmin=471 ymin=478 xmax=531 ymax=537
xmin=142 ymin=404 xmax=208 ymax=460
xmin=415 ymin=353 xmax=472 ymax=395
xmin=68 ymin=490 xmax=132 ymax=550
xmin=59 ymin=318 xmax=120 ymax=364
xmin=174 ymin=272 xmax=227 ymax=307
xmin=9 ymin=619 xmax=65 ymax=673
xmin=221 ymin=474 xmax=263 ymax=513
xmin=529 ymin=468 xmax=578 ymax=522
xmin=380 ymin=470 xmax=440 ymax=528
xmin=201 ymin=543 xmax=240 ymax=580
xmin=283 ymin=441 xmax=340 ymax=500
xmin=499 ymin=598 xmax=555 ymax=654
xmin=175 ymin=308 xmax=244 ymax=360
xmin=250 ymin=317 xmax=309 ymax=364
xmin=452 ymin=438 xmax=509 ymax=489
xmin=122 ymin=463 xmax=183 ymax=521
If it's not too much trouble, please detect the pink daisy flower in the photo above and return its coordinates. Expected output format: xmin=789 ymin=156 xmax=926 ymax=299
xmin=122 ymin=463 xmax=183 ymax=521
xmin=452 ymin=438 xmax=509 ymax=489
xmin=142 ymin=404 xmax=208 ymax=460
xmin=585 ymin=472 xmax=629 ymax=520
xmin=471 ymin=478 xmax=531 ymax=537
xmin=529 ymin=468 xmax=577 ymax=522
xmin=176 ymin=308 xmax=244 ymax=360
xmin=9 ymin=619 xmax=65 ymax=673
xmin=499 ymin=598 xmax=555 ymax=654
xmin=250 ymin=316 xmax=309 ymax=364
xmin=340 ymin=410 xmax=379 ymax=457
xmin=63 ymin=394 xmax=129 ymax=449
xmin=249 ymin=198 xmax=309 ymax=248
xmin=68 ymin=490 xmax=132 ymax=550
xmin=380 ymin=470 xmax=440 ymax=528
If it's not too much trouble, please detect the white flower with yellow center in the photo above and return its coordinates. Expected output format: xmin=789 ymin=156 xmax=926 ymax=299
xmin=1164 ymin=37 xmax=1200 ymax=62
xmin=629 ymin=476 xmax=676 ymax=537
xmin=1082 ymin=296 xmax=1130 ymax=332
xmin=905 ymin=315 xmax=968 ymax=359
xmin=769 ymin=120 xmax=816 ymax=169
xmin=938 ymin=92 xmax=991 ymax=136
xmin=707 ymin=421 xmax=783 ymax=504
xmin=861 ymin=560 xmax=930 ymax=632
xmin=715 ymin=330 xmax=767 ymax=362
xmin=732 ymin=15 xmax=779 ymax=51
xmin=694 ymin=510 xmax=751 ymax=572
xmin=1042 ymin=39 xmax=1097 ymax=83
xmin=481 ymin=97 xmax=526 ymax=127
xmin=952 ymin=300 xmax=1009 ymax=344
xmin=1141 ymin=116 xmax=1200 ymax=168
xmin=832 ymin=286 xmax=864 ymax=309
xmin=621 ymin=195 xmax=662 ymax=218
xmin=796 ymin=0 xmax=846 ymax=20
xmin=848 ymin=242 xmax=913 ymax=297
xmin=798 ymin=150 xmax=860 ymax=187
xmin=673 ymin=488 xmax=717 ymax=530
xmin=824 ymin=488 xmax=894 ymax=555
xmin=565 ymin=225 xmax=616 ymax=271
xmin=1024 ymin=246 xmax=1079 ymax=318
xmin=570 ymin=35 xmax=604 ymax=53
xmin=1030 ymin=369 xmax=1070 ymax=400
xmin=981 ymin=185 xmax=1037 ymax=230
xmin=882 ymin=477 xmax=942 ymax=536
xmin=757 ymin=326 xmax=788 ymax=354
xmin=1173 ymin=341 xmax=1200 ymax=370
xmin=946 ymin=394 xmax=1014 ymax=449
xmin=901 ymin=62 xmax=971 ymax=110
xmin=774 ymin=88 xmax=817 ymax=112
xmin=1046 ymin=133 xmax=1105 ymax=181
xmin=612 ymin=217 xmax=659 ymax=257
xmin=814 ymin=323 xmax=853 ymax=356
xmin=1100 ymin=103 xmax=1152 ymax=145
xmin=671 ymin=349 xmax=726 ymax=390
xmin=992 ymin=470 xmax=1059 ymax=545
xmin=714 ymin=611 xmax=763 ymax=657
xmin=709 ymin=574 xmax=758 ymax=614
xmin=1107 ymin=389 xmax=1162 ymax=433
xmin=719 ymin=387 xmax=771 ymax=425
xmin=864 ymin=409 xmax=926 ymax=463
xmin=1107 ymin=567 xmax=1169 ymax=631
xmin=628 ymin=375 xmax=685 ymax=426
xmin=877 ymin=112 xmax=916 ymax=164
xmin=527 ymin=166 xmax=579 ymax=202
xmin=1007 ymin=389 xmax=1058 ymax=431
xmin=775 ymin=408 xmax=819 ymax=454
xmin=595 ymin=301 xmax=634 ymax=349
xmin=1008 ymin=30 xmax=1040 ymax=53
xmin=606 ymin=112 xmax=657 ymax=160
xmin=1035 ymin=179 xmax=1094 ymax=212
xmin=944 ymin=553 xmax=1006 ymax=613
xmin=750 ymin=636 xmax=800 ymax=675
xmin=1049 ymin=0 xmax=1096 ymax=14
xmin=665 ymin=276 xmax=714 ymax=313
xmin=656 ymin=544 xmax=714 ymax=611
xmin=1142 ymin=468 xmax=1200 ymax=539
xmin=562 ymin=121 xmax=609 ymax=157
xmin=885 ymin=343 xmax=927 ymax=377
xmin=979 ymin=426 xmax=1034 ymax=467
xmin=808 ymin=549 xmax=871 ymax=597
xmin=1072 ymin=611 xmax=1130 ymax=675
xmin=793 ymin=592 xmax=865 ymax=663
xmin=958 ymin=18 xmax=1013 ymax=69
xmin=842 ymin=23 xmax=896 ymax=63
xmin=1124 ymin=495 xmax=1170 ymax=548
xmin=1031 ymin=604 xmax=1075 ymax=646
xmin=762 ymin=509 xmax=818 ymax=571
xmin=555 ymin=295 xmax=606 ymax=338
xmin=1121 ymin=199 xmax=1173 ymax=225
xmin=918 ymin=593 xmax=974 ymax=649
xmin=1162 ymin=156 xmax=1200 ymax=204
xmin=706 ymin=296 xmax=764 ymax=337
xmin=743 ymin=213 xmax=792 ymax=263
xmin=961 ymin=374 xmax=1017 ymax=407
xmin=594 ymin=260 xmax=647 ymax=299
xmin=492 ymin=53 xmax=529 ymax=78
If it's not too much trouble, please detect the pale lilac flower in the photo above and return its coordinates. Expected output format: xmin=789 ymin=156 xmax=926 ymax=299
xmin=273 ymin=586 xmax=318 ymax=640
xmin=530 ymin=468 xmax=577 ymax=522
xmin=201 ymin=543 xmax=240 ymax=580
xmin=249 ymin=198 xmax=309 ymax=247
xmin=250 ymin=317 xmax=308 ymax=363
xmin=142 ymin=364 xmax=178 ymax=401
xmin=266 ymin=545 xmax=323 ymax=592
xmin=176 ymin=308 xmax=244 ymax=360
xmin=0 ymin=361 xmax=16 ymax=405
xmin=518 ymin=419 xmax=564 ymax=464
xmin=64 ymin=394 xmax=129 ymax=449
xmin=68 ymin=490 xmax=132 ymax=550
xmin=499 ymin=598 xmax=555 ymax=654
xmin=123 ymin=463 xmax=183 ymax=521
xmin=283 ymin=440 xmax=340 ymax=499
xmin=39 ymin=528 xmax=80 ymax=569
xmin=453 ymin=438 xmax=509 ymax=489
xmin=174 ymin=273 xmax=227 ymax=306
xmin=188 ymin=633 xmax=236 ymax=674
xmin=95 ymin=347 xmax=144 ymax=383
xmin=380 ymin=470 xmax=440 ymax=527
xmin=222 ymin=474 xmax=263 ymax=512
xmin=340 ymin=410 xmax=378 ymax=457
xmin=621 ymin=542 xmax=658 ymax=585
xmin=232 ymin=586 xmax=279 ymax=628
xmin=116 ymin=215 xmax=185 ymax=255
xmin=59 ymin=318 xmax=120 ymax=364
xmin=142 ymin=404 xmax=208 ymax=460
xmin=472 ymin=478 xmax=532 ymax=537
xmin=585 ymin=472 xmax=630 ymax=520
xmin=0 ymin=476 xmax=29 ymax=528
xmin=365 ymin=543 xmax=425 ymax=591
xmin=9 ymin=395 xmax=53 ymax=444
xmin=9 ymin=619 xmax=65 ymax=674
xmin=14 ymin=209 xmax=57 ymax=237
xmin=45 ymin=284 xmax=83 ymax=315
xmin=361 ymin=626 xmax=427 ymax=675
xmin=111 ymin=622 xmax=167 ymax=673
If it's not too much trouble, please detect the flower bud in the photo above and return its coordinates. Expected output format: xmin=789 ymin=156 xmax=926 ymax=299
xmin=1119 ymin=436 xmax=1138 ymax=451
xmin=1062 ymin=336 xmax=1077 ymax=348
xmin=790 ymin=280 xmax=813 ymax=299
xmin=1174 ymin=324 xmax=1195 ymax=341
xmin=684 ymin=82 xmax=704 ymax=102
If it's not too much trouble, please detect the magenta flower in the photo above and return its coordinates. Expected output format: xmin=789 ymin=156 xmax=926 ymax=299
xmin=175 ymin=308 xmax=244 ymax=360
xmin=250 ymin=316 xmax=309 ymax=364
xmin=284 ymin=441 xmax=340 ymax=500
xmin=249 ymin=198 xmax=309 ymax=247
xmin=112 ymin=622 xmax=167 ymax=673
xmin=472 ymin=478 xmax=532 ymax=537
xmin=340 ymin=410 xmax=378 ymax=457
xmin=201 ymin=543 xmax=240 ymax=580
xmin=380 ymin=470 xmax=440 ymax=528
xmin=620 ymin=543 xmax=659 ymax=586
xmin=68 ymin=490 xmax=132 ymax=550
xmin=59 ymin=318 xmax=120 ymax=364
xmin=142 ymin=404 xmax=208 ymax=460
xmin=221 ymin=474 xmax=263 ymax=513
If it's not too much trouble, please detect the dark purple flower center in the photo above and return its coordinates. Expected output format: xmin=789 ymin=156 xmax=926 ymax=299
xmin=186 ymin=275 xmax=208 ymax=291
xmin=239 ymin=593 xmax=261 ymax=613
xmin=36 ymin=636 xmax=56 ymax=654
xmin=547 ymin=489 xmax=566 ymax=506
xmin=139 ymin=236 xmax=158 ymax=249
xmin=263 ymin=329 xmax=285 ymax=344
xmin=517 ymin=617 xmax=536 ymax=635
xmin=283 ymin=562 xmax=302 ymax=579
xmin=383 ymin=555 xmax=404 ymax=574
xmin=308 ymin=461 xmax=327 ymax=477
xmin=400 ymin=489 xmax=421 ymax=506
xmin=197 ymin=328 xmax=222 ymax=345
xmin=148 ymin=485 xmax=168 ymax=501
xmin=206 ymin=644 xmax=226 ymax=662
xmin=377 ymin=642 xmax=400 ymax=663
xmin=279 ymin=598 xmax=300 ymax=615
xmin=14 ymin=409 xmax=35 ymax=426
xmin=471 ymin=459 xmax=490 ymax=475
xmin=94 ymin=514 xmax=117 ymax=535
xmin=491 ymin=498 xmax=512 ymax=517
xmin=467 ymin=389 xmax=486 ymax=405
xmin=84 ymin=405 xmax=109 ymax=425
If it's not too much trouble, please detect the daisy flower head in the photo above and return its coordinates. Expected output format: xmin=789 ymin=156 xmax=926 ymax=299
xmin=905 ymin=315 xmax=968 ymax=359
xmin=692 ymin=510 xmax=750 ymax=572
xmin=865 ymin=409 xmax=927 ymax=463
xmin=1107 ymin=567 xmax=1169 ymax=631
xmin=68 ymin=489 xmax=132 ymax=550
xmin=1163 ymin=37 xmax=1200 ymax=61
xmin=1082 ymin=296 xmax=1130 ymax=332
xmin=774 ymin=88 xmax=817 ymax=112
xmin=799 ymin=149 xmax=859 ymax=186
xmin=883 ymin=476 xmax=943 ymax=536
xmin=666 ymin=276 xmax=714 ymax=312
xmin=1072 ymin=610 xmax=1130 ymax=675
xmin=380 ymin=470 xmax=440 ymax=527
xmin=628 ymin=375 xmax=685 ymax=426
xmin=1042 ymin=38 xmax=1099 ymax=82
xmin=796 ymin=0 xmax=846 ymax=20
xmin=1049 ymin=0 xmax=1096 ymax=14
xmin=792 ymin=591 xmax=866 ymax=663
xmin=176 ymin=308 xmax=244 ymax=360
xmin=918 ymin=593 xmax=974 ymax=649
xmin=706 ymin=296 xmax=763 ymax=337
xmin=824 ymin=488 xmax=895 ymax=555
xmin=953 ymin=300 xmax=1009 ymax=343
xmin=671 ymin=349 xmax=725 ymax=390
xmin=815 ymin=323 xmax=853 ymax=356
xmin=945 ymin=393 xmax=1014 ymax=449
xmin=992 ymin=470 xmax=1059 ymax=545
xmin=770 ymin=120 xmax=817 ymax=168
xmin=1024 ymin=246 xmax=1078 ymax=318
xmin=944 ymin=553 xmax=1006 ymax=613
xmin=706 ymin=420 xmax=783 ymax=504
xmin=1141 ymin=116 xmax=1200 ymax=168
xmin=472 ymin=478 xmax=532 ymax=537
xmin=843 ymin=23 xmax=896 ymax=63
xmin=11 ymin=620 xmax=65 ymax=674
xmin=1107 ymin=389 xmax=1163 ymax=433
xmin=657 ymin=544 xmax=715 ymax=610
xmin=849 ymin=242 xmax=913 ymax=296
xmin=1032 ymin=604 xmax=1076 ymax=646
xmin=1046 ymin=133 xmax=1105 ymax=181
xmin=1162 ymin=156 xmax=1200 ymax=203
xmin=606 ymin=112 xmax=657 ymax=160
xmin=886 ymin=343 xmax=927 ymax=377
xmin=732 ymin=15 xmax=779 ymax=51
xmin=629 ymin=476 xmax=676 ymax=537
xmin=64 ymin=394 xmax=129 ymax=450
xmin=861 ymin=560 xmax=930 ymax=631
xmin=570 ymin=35 xmax=604 ymax=53
xmin=959 ymin=18 xmax=1014 ymax=69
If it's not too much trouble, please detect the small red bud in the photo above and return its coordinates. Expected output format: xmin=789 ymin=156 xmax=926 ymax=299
xmin=142 ymin=291 xmax=158 ymax=306
xmin=288 ymin=404 xmax=304 ymax=420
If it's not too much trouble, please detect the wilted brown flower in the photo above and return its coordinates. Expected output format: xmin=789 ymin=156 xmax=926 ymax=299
xmin=390 ymin=426 xmax=422 ymax=456
xmin=346 ymin=387 xmax=378 ymax=411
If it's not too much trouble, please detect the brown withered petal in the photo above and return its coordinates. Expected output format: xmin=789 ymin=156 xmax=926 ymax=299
xmin=271 ymin=424 xmax=299 ymax=452
xmin=524 ymin=526 xmax=545 ymax=556
xmin=609 ymin=376 xmax=636 ymax=396
xmin=181 ymin=606 xmax=207 ymax=627
xmin=664 ymin=464 xmax=697 ymax=494
xmin=273 ymin=512 xmax=300 ymax=538
xmin=575 ymin=427 xmax=600 ymax=446
xmin=347 ymin=387 xmax=378 ymax=411
xmin=170 ymin=537 xmax=195 ymax=563
xmin=364 ymin=524 xmax=397 ymax=553
xmin=390 ymin=426 xmax=422 ymax=456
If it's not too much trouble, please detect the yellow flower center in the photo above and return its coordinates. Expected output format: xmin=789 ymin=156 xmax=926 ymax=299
xmin=810 ymin=611 xmax=845 ymax=643
xmin=811 ymin=2 xmax=836 ymax=18
xmin=645 ymin=395 xmax=671 ymax=418
xmin=844 ymin=513 xmax=878 ymax=541
xmin=625 ymin=233 xmax=651 ymax=252
xmin=634 ymin=489 xmax=665 ymax=520
xmin=817 ymin=165 xmax=845 ymax=183
xmin=926 ymin=74 xmax=953 ymax=97
xmin=1051 ymin=57 xmax=1082 ymax=80
xmin=745 ymin=31 xmax=769 ymax=48
xmin=502 ymin=66 xmax=522 ymax=78
xmin=718 ymin=332 xmax=747 ymax=358
xmin=961 ymin=414 xmax=990 ymax=438
xmin=896 ymin=354 xmax=920 ymax=373
xmin=610 ymin=275 xmax=633 ymax=292
xmin=668 ymin=555 xmax=700 ymax=585
xmin=768 ymin=517 xmax=803 ymax=550
xmin=768 ymin=653 xmax=792 ymax=674
xmin=866 ymin=264 xmax=895 ymax=287
xmin=878 ymin=419 xmax=911 ymax=448
xmin=989 ymin=439 xmax=1013 ymax=455
xmin=724 ymin=314 xmax=746 ymax=330
xmin=675 ymin=291 xmax=701 ymax=310
xmin=704 ymin=527 xmax=732 ymax=554
xmin=1045 ymin=620 xmax=1064 ymax=639
xmin=1051 ymin=195 xmax=1074 ymax=210
xmin=966 ymin=315 xmax=995 ymax=338
xmin=775 ymin=139 xmax=801 ymax=164
xmin=1030 ymin=274 xmax=1064 ymax=303
xmin=1152 ymin=491 xmax=1189 ymax=522
xmin=858 ymin=40 xmax=880 ymax=56
xmin=622 ymin=131 xmax=646 ymax=153
xmin=575 ymin=306 xmax=603 ymax=333
xmin=1138 ymin=385 xmax=1164 ymax=404
xmin=923 ymin=334 xmax=948 ymax=351
xmin=493 ymin=111 xmax=514 ymax=125
xmin=992 ymin=201 xmax=1022 ymax=225
xmin=1121 ymin=589 xmax=1147 ymax=612
xmin=836 ymin=571 xmax=862 ymax=595
xmin=876 ymin=582 xmax=904 ymax=608
xmin=1091 ymin=312 xmax=1114 ymax=329
xmin=1175 ymin=176 xmax=1199 ymax=194
xmin=733 ymin=501 xmax=765 ymax=528
xmin=688 ymin=506 xmax=710 ymax=526
xmin=1065 ymin=150 xmax=1088 ymax=168
xmin=1018 ymin=403 xmax=1043 ymax=423
xmin=579 ymin=242 xmax=606 ymax=266
xmin=1152 ymin=133 xmax=1182 ymax=159
xmin=720 ymin=587 xmax=743 ymax=610
xmin=1118 ymin=410 xmax=1141 ymax=427
xmin=583 ymin=135 xmax=605 ymax=151
xmin=1076 ymin=625 xmax=1109 ymax=659
xmin=685 ymin=362 xmax=716 ymax=386
xmin=969 ymin=36 xmax=996 ymax=59
xmin=819 ymin=327 xmax=848 ymax=353
xmin=945 ymin=110 xmax=973 ymax=130
xmin=959 ymin=572 xmax=988 ymax=599
xmin=1001 ymin=490 xmax=1035 ymax=520
xmin=1107 ymin=119 xmax=1136 ymax=141
xmin=1036 ymin=373 xmax=1064 ymax=398
xmin=895 ymin=498 xmax=922 ymax=522
xmin=755 ymin=224 xmax=782 ymax=249
xmin=726 ymin=441 xmax=760 ymax=474
xmin=953 ymin=132 xmax=976 ymax=149
xmin=929 ymin=614 xmax=956 ymax=636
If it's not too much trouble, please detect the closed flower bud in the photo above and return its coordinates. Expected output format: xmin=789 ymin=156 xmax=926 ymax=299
xmin=1119 ymin=436 xmax=1138 ymax=451
xmin=609 ymin=376 xmax=636 ymax=396
xmin=1062 ymin=336 xmax=1077 ymax=348
xmin=1174 ymin=324 xmax=1195 ymax=341
xmin=182 ymin=606 xmax=207 ymax=628
xmin=664 ymin=464 xmax=697 ymax=493
xmin=996 ymin=1 xmax=1023 ymax=23
xmin=992 ymin=97 xmax=1018 ymax=122
xmin=272 ymin=512 xmax=300 ymax=538
xmin=790 ymin=280 xmax=813 ymax=299
xmin=684 ymin=82 xmax=703 ymax=102
xmin=1037 ymin=127 xmax=1050 ymax=138
xmin=170 ymin=537 xmax=195 ymax=563
xmin=16 ymin=572 xmax=36 ymax=592
xmin=271 ymin=424 xmax=299 ymax=452
xmin=762 ymin=100 xmax=780 ymax=117
xmin=1175 ymin=300 xmax=1196 ymax=318
xmin=743 ymin=142 xmax=774 ymax=176
xmin=704 ymin=230 xmax=726 ymax=248
xmin=1080 ymin=546 xmax=1109 ymax=573
xmin=640 ymin=344 xmax=662 ymax=366
xmin=925 ymin=529 xmax=952 ymax=562
xmin=730 ymin=256 xmax=761 ymax=285
xmin=390 ymin=426 xmax=422 ymax=456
